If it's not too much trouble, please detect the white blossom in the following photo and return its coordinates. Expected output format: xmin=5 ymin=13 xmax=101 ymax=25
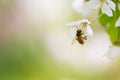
xmin=102 ymin=2 xmax=113 ymax=16
xmin=85 ymin=24 xmax=93 ymax=36
xmin=66 ymin=19 xmax=93 ymax=38
xmin=106 ymin=0 xmax=116 ymax=11
xmin=79 ymin=19 xmax=93 ymax=36
xmin=72 ymin=0 xmax=92 ymax=16
xmin=106 ymin=45 xmax=120 ymax=59
xmin=87 ymin=0 xmax=116 ymax=17
xmin=115 ymin=16 xmax=120 ymax=27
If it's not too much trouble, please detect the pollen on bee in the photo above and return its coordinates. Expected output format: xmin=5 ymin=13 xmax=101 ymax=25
xmin=83 ymin=36 xmax=88 ymax=40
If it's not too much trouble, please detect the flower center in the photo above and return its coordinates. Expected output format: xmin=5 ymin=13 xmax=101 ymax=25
xmin=80 ymin=22 xmax=88 ymax=28
xmin=84 ymin=0 xmax=90 ymax=2
xmin=100 ymin=0 xmax=105 ymax=3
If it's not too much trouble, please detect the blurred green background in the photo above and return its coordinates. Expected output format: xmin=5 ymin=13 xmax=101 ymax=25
xmin=0 ymin=0 xmax=120 ymax=80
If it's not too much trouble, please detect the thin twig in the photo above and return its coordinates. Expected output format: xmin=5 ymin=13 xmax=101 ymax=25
xmin=91 ymin=13 xmax=104 ymax=23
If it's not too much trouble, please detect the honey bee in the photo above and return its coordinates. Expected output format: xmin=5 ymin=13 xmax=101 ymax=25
xmin=72 ymin=29 xmax=88 ymax=45
xmin=66 ymin=19 xmax=93 ymax=45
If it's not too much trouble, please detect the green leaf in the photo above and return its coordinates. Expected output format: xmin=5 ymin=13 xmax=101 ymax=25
xmin=98 ymin=9 xmax=120 ymax=46
xmin=107 ymin=24 xmax=118 ymax=43
xmin=99 ymin=11 xmax=114 ymax=28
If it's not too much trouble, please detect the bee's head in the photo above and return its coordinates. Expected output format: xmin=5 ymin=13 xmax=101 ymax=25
xmin=77 ymin=29 xmax=82 ymax=33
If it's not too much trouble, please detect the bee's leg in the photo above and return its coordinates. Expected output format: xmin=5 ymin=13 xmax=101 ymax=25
xmin=81 ymin=32 xmax=84 ymax=35
xmin=82 ymin=36 xmax=88 ymax=40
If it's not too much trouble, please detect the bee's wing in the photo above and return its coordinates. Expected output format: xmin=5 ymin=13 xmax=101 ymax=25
xmin=71 ymin=37 xmax=77 ymax=45
xmin=71 ymin=27 xmax=77 ymax=45
xmin=70 ymin=27 xmax=77 ymax=38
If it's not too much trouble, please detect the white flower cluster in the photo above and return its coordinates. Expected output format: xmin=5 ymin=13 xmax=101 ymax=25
xmin=72 ymin=0 xmax=120 ymax=27
xmin=87 ymin=0 xmax=116 ymax=16
xmin=67 ymin=0 xmax=120 ymax=59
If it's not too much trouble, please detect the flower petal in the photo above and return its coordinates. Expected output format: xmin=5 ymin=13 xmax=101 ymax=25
xmin=80 ymin=19 xmax=91 ymax=25
xmin=86 ymin=0 xmax=100 ymax=9
xmin=65 ymin=21 xmax=80 ymax=27
xmin=106 ymin=46 xmax=120 ymax=59
xmin=102 ymin=2 xmax=113 ymax=17
xmin=85 ymin=25 xmax=93 ymax=36
xmin=115 ymin=17 xmax=120 ymax=27
xmin=106 ymin=0 xmax=116 ymax=11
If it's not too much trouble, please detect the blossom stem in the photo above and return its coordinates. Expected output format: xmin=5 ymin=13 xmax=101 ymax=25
xmin=91 ymin=13 xmax=104 ymax=23
xmin=115 ymin=0 xmax=120 ymax=40
xmin=114 ymin=0 xmax=120 ymax=45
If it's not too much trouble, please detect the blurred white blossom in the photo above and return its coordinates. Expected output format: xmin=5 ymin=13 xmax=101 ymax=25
xmin=87 ymin=0 xmax=116 ymax=17
xmin=72 ymin=0 xmax=92 ymax=16
xmin=106 ymin=45 xmax=120 ymax=59
xmin=87 ymin=0 xmax=100 ymax=9
xmin=115 ymin=16 xmax=120 ymax=27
